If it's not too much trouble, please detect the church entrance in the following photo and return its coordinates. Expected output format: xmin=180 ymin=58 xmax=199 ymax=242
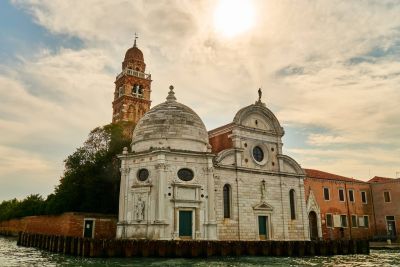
xmin=258 ymin=216 xmax=269 ymax=240
xmin=309 ymin=211 xmax=318 ymax=240
xmin=179 ymin=210 xmax=193 ymax=239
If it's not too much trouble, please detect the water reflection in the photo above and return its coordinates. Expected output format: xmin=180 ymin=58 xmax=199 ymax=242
xmin=0 ymin=236 xmax=399 ymax=267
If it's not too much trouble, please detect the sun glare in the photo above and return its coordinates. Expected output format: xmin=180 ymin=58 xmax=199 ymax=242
xmin=214 ymin=0 xmax=255 ymax=37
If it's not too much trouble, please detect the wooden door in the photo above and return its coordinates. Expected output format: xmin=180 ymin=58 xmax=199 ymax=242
xmin=179 ymin=211 xmax=192 ymax=239
xmin=309 ymin=211 xmax=318 ymax=240
xmin=84 ymin=220 xmax=94 ymax=238
xmin=258 ymin=216 xmax=268 ymax=240
xmin=387 ymin=220 xmax=397 ymax=239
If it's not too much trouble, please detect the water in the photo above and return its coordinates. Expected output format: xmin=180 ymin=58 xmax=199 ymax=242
xmin=0 ymin=236 xmax=399 ymax=267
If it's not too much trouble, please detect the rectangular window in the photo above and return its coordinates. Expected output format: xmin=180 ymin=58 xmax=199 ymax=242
xmin=384 ymin=191 xmax=391 ymax=202
xmin=326 ymin=213 xmax=333 ymax=227
xmin=386 ymin=216 xmax=395 ymax=221
xmin=361 ymin=191 xmax=367 ymax=204
xmin=364 ymin=216 xmax=369 ymax=228
xmin=323 ymin=187 xmax=330 ymax=200
xmin=339 ymin=188 xmax=345 ymax=202
xmin=289 ymin=190 xmax=296 ymax=220
xmin=348 ymin=189 xmax=355 ymax=202
xmin=340 ymin=215 xmax=348 ymax=227
xmin=351 ymin=215 xmax=357 ymax=227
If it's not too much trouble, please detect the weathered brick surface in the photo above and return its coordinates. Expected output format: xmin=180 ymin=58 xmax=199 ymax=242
xmin=209 ymin=130 xmax=233 ymax=153
xmin=0 ymin=212 xmax=117 ymax=238
xmin=370 ymin=180 xmax=400 ymax=239
xmin=304 ymin=175 xmax=375 ymax=240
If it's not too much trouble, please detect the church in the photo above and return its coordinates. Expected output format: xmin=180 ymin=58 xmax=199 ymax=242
xmin=115 ymin=40 xmax=309 ymax=241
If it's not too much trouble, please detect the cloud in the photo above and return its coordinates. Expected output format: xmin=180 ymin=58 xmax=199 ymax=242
xmin=0 ymin=48 xmax=114 ymax=200
xmin=1 ymin=0 xmax=400 ymax=199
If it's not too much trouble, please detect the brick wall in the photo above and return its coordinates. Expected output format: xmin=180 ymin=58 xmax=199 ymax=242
xmin=370 ymin=180 xmax=400 ymax=239
xmin=304 ymin=177 xmax=375 ymax=240
xmin=209 ymin=131 xmax=233 ymax=154
xmin=0 ymin=212 xmax=117 ymax=239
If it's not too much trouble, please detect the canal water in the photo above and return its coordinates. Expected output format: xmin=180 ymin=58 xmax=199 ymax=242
xmin=0 ymin=236 xmax=399 ymax=267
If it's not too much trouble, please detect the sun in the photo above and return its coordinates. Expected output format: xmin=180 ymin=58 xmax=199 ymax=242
xmin=213 ymin=0 xmax=255 ymax=37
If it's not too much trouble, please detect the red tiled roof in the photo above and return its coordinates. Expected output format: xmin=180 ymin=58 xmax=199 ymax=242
xmin=304 ymin=168 xmax=365 ymax=183
xmin=208 ymin=122 xmax=234 ymax=136
xmin=368 ymin=176 xmax=395 ymax=183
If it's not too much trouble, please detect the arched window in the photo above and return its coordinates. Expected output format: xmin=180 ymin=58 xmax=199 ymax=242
xmin=223 ymin=184 xmax=231 ymax=218
xmin=289 ymin=189 xmax=296 ymax=220
xmin=118 ymin=86 xmax=124 ymax=97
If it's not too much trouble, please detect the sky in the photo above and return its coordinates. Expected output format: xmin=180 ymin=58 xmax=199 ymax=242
xmin=0 ymin=0 xmax=400 ymax=201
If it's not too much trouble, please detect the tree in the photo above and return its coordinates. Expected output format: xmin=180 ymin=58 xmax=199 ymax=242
xmin=0 ymin=122 xmax=131 ymax=221
xmin=46 ymin=122 xmax=131 ymax=215
xmin=0 ymin=195 xmax=45 ymax=221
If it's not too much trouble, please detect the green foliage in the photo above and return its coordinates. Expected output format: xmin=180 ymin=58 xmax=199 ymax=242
xmin=0 ymin=122 xmax=132 ymax=221
xmin=0 ymin=194 xmax=45 ymax=221
xmin=46 ymin=122 xmax=131 ymax=215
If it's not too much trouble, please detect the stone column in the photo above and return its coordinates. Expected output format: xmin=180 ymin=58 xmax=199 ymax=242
xmin=206 ymin=158 xmax=217 ymax=239
xmin=174 ymin=207 xmax=179 ymax=238
xmin=119 ymin=159 xmax=129 ymax=222
xmin=155 ymin=158 xmax=166 ymax=223
xmin=195 ymin=208 xmax=200 ymax=239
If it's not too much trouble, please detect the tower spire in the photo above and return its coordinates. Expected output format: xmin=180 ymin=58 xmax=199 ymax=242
xmin=134 ymin=32 xmax=138 ymax=47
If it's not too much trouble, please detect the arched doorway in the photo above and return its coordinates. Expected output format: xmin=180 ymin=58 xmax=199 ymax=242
xmin=309 ymin=211 xmax=318 ymax=240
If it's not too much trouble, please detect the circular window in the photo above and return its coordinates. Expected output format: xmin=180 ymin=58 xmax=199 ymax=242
xmin=137 ymin=169 xmax=149 ymax=181
xmin=177 ymin=168 xmax=194 ymax=181
xmin=253 ymin=146 xmax=264 ymax=162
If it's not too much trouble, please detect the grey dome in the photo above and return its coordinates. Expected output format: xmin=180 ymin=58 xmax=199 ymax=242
xmin=131 ymin=86 xmax=210 ymax=153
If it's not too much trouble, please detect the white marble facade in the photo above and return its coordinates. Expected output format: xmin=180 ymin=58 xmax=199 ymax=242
xmin=116 ymin=86 xmax=309 ymax=241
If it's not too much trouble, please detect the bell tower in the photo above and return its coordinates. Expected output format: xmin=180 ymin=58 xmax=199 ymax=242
xmin=112 ymin=35 xmax=152 ymax=135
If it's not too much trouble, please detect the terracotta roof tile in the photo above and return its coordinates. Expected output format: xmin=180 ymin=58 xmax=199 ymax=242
xmin=368 ymin=176 xmax=396 ymax=183
xmin=304 ymin=168 xmax=365 ymax=183
xmin=208 ymin=122 xmax=234 ymax=136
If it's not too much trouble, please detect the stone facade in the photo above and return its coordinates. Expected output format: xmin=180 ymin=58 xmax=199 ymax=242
xmin=117 ymin=89 xmax=309 ymax=241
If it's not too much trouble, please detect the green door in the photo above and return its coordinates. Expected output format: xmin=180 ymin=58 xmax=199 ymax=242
xmin=179 ymin=211 xmax=192 ymax=239
xmin=84 ymin=220 xmax=94 ymax=238
xmin=258 ymin=216 xmax=268 ymax=240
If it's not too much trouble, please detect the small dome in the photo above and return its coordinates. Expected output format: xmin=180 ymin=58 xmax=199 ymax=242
xmin=124 ymin=46 xmax=144 ymax=62
xmin=131 ymin=86 xmax=210 ymax=153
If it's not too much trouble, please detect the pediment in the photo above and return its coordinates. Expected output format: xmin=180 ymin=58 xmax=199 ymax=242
xmin=306 ymin=189 xmax=320 ymax=213
xmin=253 ymin=202 xmax=274 ymax=211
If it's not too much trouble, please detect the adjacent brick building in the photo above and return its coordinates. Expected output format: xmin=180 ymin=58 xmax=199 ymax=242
xmin=304 ymin=169 xmax=375 ymax=240
xmin=369 ymin=176 xmax=400 ymax=240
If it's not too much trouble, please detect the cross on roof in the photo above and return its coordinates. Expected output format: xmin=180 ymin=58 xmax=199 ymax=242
xmin=134 ymin=33 xmax=138 ymax=47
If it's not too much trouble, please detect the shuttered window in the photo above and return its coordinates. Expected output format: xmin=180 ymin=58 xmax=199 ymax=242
xmin=361 ymin=191 xmax=367 ymax=204
xmin=384 ymin=191 xmax=391 ymax=202
xmin=326 ymin=214 xmax=333 ymax=227
xmin=323 ymin=188 xmax=330 ymax=200
xmin=339 ymin=189 xmax=345 ymax=202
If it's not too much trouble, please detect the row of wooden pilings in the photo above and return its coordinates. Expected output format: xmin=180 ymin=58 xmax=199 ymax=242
xmin=0 ymin=230 xmax=18 ymax=237
xmin=17 ymin=232 xmax=369 ymax=258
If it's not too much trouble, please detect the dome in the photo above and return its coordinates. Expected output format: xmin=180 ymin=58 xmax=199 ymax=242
xmin=124 ymin=46 xmax=144 ymax=62
xmin=131 ymin=86 xmax=210 ymax=153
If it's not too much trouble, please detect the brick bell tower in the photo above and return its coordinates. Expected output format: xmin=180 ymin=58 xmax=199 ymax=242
xmin=112 ymin=35 xmax=152 ymax=136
